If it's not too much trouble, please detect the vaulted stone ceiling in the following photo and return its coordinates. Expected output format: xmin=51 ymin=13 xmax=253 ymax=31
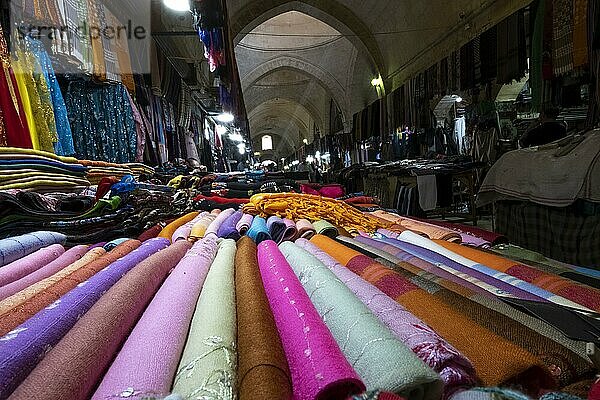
xmin=229 ymin=0 xmax=533 ymax=158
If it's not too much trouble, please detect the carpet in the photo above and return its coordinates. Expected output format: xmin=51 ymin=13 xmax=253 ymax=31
xmin=92 ymin=238 xmax=218 ymax=399
xmin=10 ymin=240 xmax=190 ymax=400
xmin=236 ymin=236 xmax=292 ymax=400
xmin=280 ymin=241 xmax=443 ymax=399
xmin=172 ymin=239 xmax=237 ymax=399
xmin=257 ymin=240 xmax=365 ymax=400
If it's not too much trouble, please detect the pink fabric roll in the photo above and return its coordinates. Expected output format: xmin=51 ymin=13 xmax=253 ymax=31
xmin=257 ymin=240 xmax=365 ymax=400
xmin=236 ymin=213 xmax=254 ymax=235
xmin=205 ymin=208 xmax=236 ymax=237
xmin=296 ymin=219 xmax=316 ymax=239
xmin=211 ymin=209 xmax=221 ymax=215
xmin=0 ymin=245 xmax=88 ymax=302
xmin=171 ymin=212 xmax=207 ymax=242
xmin=0 ymin=244 xmax=64 ymax=287
xmin=92 ymin=237 xmax=219 ymax=400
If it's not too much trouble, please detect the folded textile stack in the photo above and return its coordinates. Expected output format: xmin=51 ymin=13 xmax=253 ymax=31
xmin=79 ymin=160 xmax=135 ymax=185
xmin=0 ymin=147 xmax=90 ymax=192
xmin=125 ymin=163 xmax=155 ymax=177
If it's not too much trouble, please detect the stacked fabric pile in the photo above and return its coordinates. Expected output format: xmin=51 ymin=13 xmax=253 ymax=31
xmin=125 ymin=163 xmax=155 ymax=178
xmin=0 ymin=193 xmax=597 ymax=400
xmin=79 ymin=161 xmax=136 ymax=185
xmin=0 ymin=148 xmax=90 ymax=192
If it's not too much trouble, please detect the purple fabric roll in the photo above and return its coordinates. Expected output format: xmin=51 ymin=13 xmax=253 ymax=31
xmin=359 ymin=236 xmax=545 ymax=302
xmin=282 ymin=219 xmax=298 ymax=242
xmin=295 ymin=238 xmax=477 ymax=398
xmin=0 ymin=245 xmax=89 ymax=302
xmin=217 ymin=210 xmax=244 ymax=241
xmin=172 ymin=212 xmax=207 ymax=242
xmin=236 ymin=214 xmax=254 ymax=235
xmin=0 ymin=237 xmax=169 ymax=399
xmin=267 ymin=216 xmax=287 ymax=244
xmin=205 ymin=208 xmax=236 ymax=237
xmin=0 ymin=244 xmax=65 ymax=288
xmin=92 ymin=237 xmax=219 ymax=399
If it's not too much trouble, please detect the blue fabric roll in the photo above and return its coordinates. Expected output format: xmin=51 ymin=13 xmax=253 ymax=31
xmin=104 ymin=238 xmax=130 ymax=251
xmin=246 ymin=216 xmax=271 ymax=244
xmin=0 ymin=232 xmax=67 ymax=267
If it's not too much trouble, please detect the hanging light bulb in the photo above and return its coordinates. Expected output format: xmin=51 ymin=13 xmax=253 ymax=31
xmin=216 ymin=112 xmax=234 ymax=123
xmin=163 ymin=0 xmax=190 ymax=11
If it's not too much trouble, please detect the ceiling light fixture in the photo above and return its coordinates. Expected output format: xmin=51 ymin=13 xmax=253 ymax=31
xmin=163 ymin=0 xmax=190 ymax=12
xmin=371 ymin=76 xmax=383 ymax=87
xmin=216 ymin=112 xmax=234 ymax=123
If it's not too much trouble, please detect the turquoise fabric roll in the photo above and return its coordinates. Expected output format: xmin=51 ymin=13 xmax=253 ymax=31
xmin=247 ymin=217 xmax=271 ymax=244
xmin=279 ymin=242 xmax=443 ymax=400
xmin=172 ymin=239 xmax=237 ymax=399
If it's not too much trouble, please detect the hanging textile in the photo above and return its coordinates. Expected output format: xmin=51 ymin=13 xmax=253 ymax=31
xmin=553 ymin=0 xmax=575 ymax=75
xmin=572 ymin=0 xmax=589 ymax=67
xmin=497 ymin=11 xmax=528 ymax=84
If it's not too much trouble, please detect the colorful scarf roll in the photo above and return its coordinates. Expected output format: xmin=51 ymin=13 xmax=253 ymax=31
xmin=257 ymin=240 xmax=365 ymax=400
xmin=335 ymin=237 xmax=593 ymax=389
xmin=370 ymin=212 xmax=461 ymax=242
xmin=217 ymin=210 xmax=244 ymax=241
xmin=0 ymin=238 xmax=168 ymax=399
xmin=267 ymin=216 xmax=288 ymax=244
xmin=282 ymin=219 xmax=298 ymax=241
xmin=312 ymin=220 xmax=339 ymax=238
xmin=92 ymin=238 xmax=218 ymax=399
xmin=0 ymin=245 xmax=88 ymax=301
xmin=295 ymin=239 xmax=477 ymax=398
xmin=0 ymin=231 xmax=67 ymax=266
xmin=296 ymin=219 xmax=316 ymax=239
xmin=236 ymin=236 xmax=292 ymax=400
xmin=247 ymin=216 xmax=272 ymax=244
xmin=171 ymin=212 xmax=207 ymax=242
xmin=204 ymin=208 xmax=236 ymax=238
xmin=437 ymin=241 xmax=600 ymax=313
xmin=0 ymin=241 xmax=139 ymax=337
xmin=189 ymin=213 xmax=217 ymax=240
xmin=0 ymin=244 xmax=64 ymax=287
xmin=280 ymin=241 xmax=443 ymax=399
xmin=310 ymin=235 xmax=554 ymax=392
xmin=172 ymin=239 xmax=237 ymax=399
xmin=398 ymin=232 xmax=594 ymax=313
xmin=236 ymin=213 xmax=254 ymax=235
xmin=11 ymin=240 xmax=190 ymax=400
xmin=158 ymin=212 xmax=200 ymax=242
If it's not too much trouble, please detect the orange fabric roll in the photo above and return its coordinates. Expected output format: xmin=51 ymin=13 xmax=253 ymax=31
xmin=310 ymin=235 xmax=554 ymax=391
xmin=0 ymin=240 xmax=140 ymax=336
xmin=158 ymin=212 xmax=200 ymax=242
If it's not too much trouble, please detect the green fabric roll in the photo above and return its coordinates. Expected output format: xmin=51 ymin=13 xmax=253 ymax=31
xmin=279 ymin=241 xmax=443 ymax=400
xmin=312 ymin=220 xmax=339 ymax=238
xmin=172 ymin=239 xmax=237 ymax=399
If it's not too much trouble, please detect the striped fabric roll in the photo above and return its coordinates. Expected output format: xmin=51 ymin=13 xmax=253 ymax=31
xmin=283 ymin=219 xmax=298 ymax=241
xmin=189 ymin=213 xmax=217 ymax=240
xmin=0 ymin=238 xmax=168 ymax=399
xmin=92 ymin=237 xmax=218 ymax=399
xmin=280 ymin=241 xmax=443 ymax=399
xmin=172 ymin=239 xmax=238 ymax=399
xmin=257 ymin=240 xmax=365 ymax=400
xmin=313 ymin=220 xmax=339 ymax=238
xmin=295 ymin=239 xmax=477 ymax=398
xmin=0 ymin=232 xmax=67 ymax=266
xmin=296 ymin=219 xmax=316 ymax=239
xmin=0 ymin=245 xmax=88 ymax=301
xmin=236 ymin=213 xmax=254 ymax=235
xmin=310 ymin=235 xmax=555 ymax=393
xmin=267 ymin=216 xmax=288 ymax=244
xmin=158 ymin=212 xmax=200 ymax=242
xmin=0 ymin=244 xmax=65 ymax=287
xmin=11 ymin=240 xmax=190 ymax=400
xmin=171 ymin=212 xmax=207 ymax=242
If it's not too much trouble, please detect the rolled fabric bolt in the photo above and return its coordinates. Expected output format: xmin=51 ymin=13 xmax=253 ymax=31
xmin=236 ymin=237 xmax=292 ymax=400
xmin=282 ymin=219 xmax=298 ymax=241
xmin=92 ymin=238 xmax=219 ymax=400
xmin=236 ymin=214 xmax=254 ymax=235
xmin=103 ymin=238 xmax=129 ymax=251
xmin=211 ymin=209 xmax=221 ymax=215
xmin=0 ymin=245 xmax=88 ymax=302
xmin=267 ymin=216 xmax=287 ymax=244
xmin=172 ymin=239 xmax=237 ymax=399
xmin=0 ymin=238 xmax=167 ymax=399
xmin=11 ymin=239 xmax=189 ymax=400
xmin=247 ymin=217 xmax=271 ymax=244
xmin=204 ymin=208 xmax=236 ymax=237
xmin=158 ymin=212 xmax=200 ymax=242
xmin=0 ymin=244 xmax=65 ymax=287
xmin=0 ymin=232 xmax=67 ymax=267
xmin=171 ymin=212 xmax=207 ymax=242
xmin=189 ymin=214 xmax=217 ymax=240
xmin=313 ymin=220 xmax=339 ymax=238
xmin=295 ymin=239 xmax=477 ymax=398
xmin=280 ymin=241 xmax=443 ymax=399
xmin=296 ymin=219 xmax=316 ymax=239
xmin=257 ymin=240 xmax=365 ymax=400
xmin=88 ymin=242 xmax=107 ymax=250
xmin=217 ymin=210 xmax=244 ymax=240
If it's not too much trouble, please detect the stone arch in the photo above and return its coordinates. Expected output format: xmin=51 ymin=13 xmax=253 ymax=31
xmin=249 ymin=106 xmax=312 ymax=148
xmin=231 ymin=0 xmax=385 ymax=80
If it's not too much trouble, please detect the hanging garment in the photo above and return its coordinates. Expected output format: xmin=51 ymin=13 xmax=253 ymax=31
xmin=454 ymin=117 xmax=466 ymax=154
xmin=553 ymin=0 xmax=575 ymax=75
